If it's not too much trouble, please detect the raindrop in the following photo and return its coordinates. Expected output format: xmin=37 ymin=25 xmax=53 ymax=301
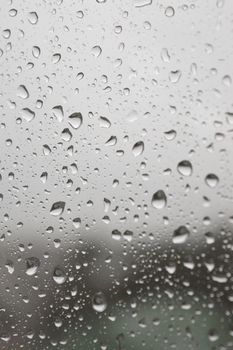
xmin=52 ymin=106 xmax=64 ymax=122
xmin=177 ymin=160 xmax=193 ymax=176
xmin=169 ymin=70 xmax=181 ymax=83
xmin=17 ymin=85 xmax=29 ymax=99
xmin=26 ymin=257 xmax=40 ymax=276
xmin=92 ymin=292 xmax=107 ymax=312
xmin=61 ymin=128 xmax=72 ymax=142
xmin=28 ymin=12 xmax=38 ymax=25
xmin=205 ymin=174 xmax=219 ymax=188
xmin=152 ymin=190 xmax=167 ymax=209
xmin=165 ymin=6 xmax=175 ymax=17
xmin=21 ymin=108 xmax=35 ymax=122
xmin=53 ymin=266 xmax=66 ymax=284
xmin=172 ymin=226 xmax=190 ymax=244
xmin=91 ymin=45 xmax=102 ymax=57
xmin=50 ymin=201 xmax=66 ymax=216
xmin=52 ymin=53 xmax=61 ymax=64
xmin=134 ymin=0 xmax=152 ymax=8
xmin=132 ymin=141 xmax=144 ymax=157
xmin=68 ymin=112 xmax=83 ymax=129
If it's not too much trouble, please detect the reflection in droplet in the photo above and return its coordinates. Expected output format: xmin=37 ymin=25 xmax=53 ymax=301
xmin=205 ymin=174 xmax=219 ymax=188
xmin=152 ymin=190 xmax=167 ymax=209
xmin=177 ymin=160 xmax=193 ymax=176
xmin=132 ymin=141 xmax=144 ymax=157
xmin=68 ymin=112 xmax=83 ymax=129
xmin=53 ymin=266 xmax=66 ymax=284
xmin=92 ymin=292 xmax=107 ymax=312
xmin=50 ymin=201 xmax=65 ymax=216
xmin=173 ymin=226 xmax=190 ymax=244
xmin=26 ymin=257 xmax=40 ymax=276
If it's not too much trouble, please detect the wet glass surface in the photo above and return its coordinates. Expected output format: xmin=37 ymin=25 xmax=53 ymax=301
xmin=0 ymin=0 xmax=233 ymax=349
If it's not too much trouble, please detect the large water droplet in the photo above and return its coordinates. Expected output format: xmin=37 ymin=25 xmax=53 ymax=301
xmin=53 ymin=266 xmax=66 ymax=284
xmin=151 ymin=190 xmax=167 ymax=209
xmin=61 ymin=128 xmax=72 ymax=142
xmin=177 ymin=160 xmax=193 ymax=176
xmin=172 ymin=226 xmax=190 ymax=244
xmin=50 ymin=201 xmax=65 ymax=216
xmin=28 ymin=11 xmax=38 ymax=25
xmin=21 ymin=108 xmax=35 ymax=122
xmin=132 ymin=141 xmax=144 ymax=157
xmin=68 ymin=112 xmax=83 ymax=129
xmin=92 ymin=292 xmax=107 ymax=312
xmin=52 ymin=106 xmax=64 ymax=122
xmin=17 ymin=85 xmax=29 ymax=99
xmin=205 ymin=174 xmax=219 ymax=188
xmin=26 ymin=257 xmax=40 ymax=276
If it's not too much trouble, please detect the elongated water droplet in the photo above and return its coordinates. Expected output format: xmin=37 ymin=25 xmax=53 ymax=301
xmin=132 ymin=141 xmax=144 ymax=157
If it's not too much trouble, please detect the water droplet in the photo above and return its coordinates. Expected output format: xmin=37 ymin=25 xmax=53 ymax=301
xmin=91 ymin=46 xmax=102 ymax=57
xmin=105 ymin=136 xmax=117 ymax=146
xmin=134 ymin=0 xmax=152 ymax=8
xmin=61 ymin=128 xmax=72 ymax=142
xmin=52 ymin=106 xmax=64 ymax=122
xmin=50 ymin=201 xmax=65 ymax=216
xmin=52 ymin=53 xmax=61 ymax=64
xmin=17 ymin=85 xmax=29 ymax=99
xmin=205 ymin=174 xmax=219 ymax=188
xmin=68 ymin=112 xmax=83 ymax=129
xmin=169 ymin=70 xmax=181 ymax=83
xmin=172 ymin=226 xmax=190 ymax=244
xmin=165 ymin=6 xmax=175 ymax=17
xmin=32 ymin=46 xmax=41 ymax=58
xmin=53 ymin=266 xmax=66 ymax=284
xmin=151 ymin=190 xmax=167 ymax=209
xmin=26 ymin=257 xmax=40 ymax=276
xmin=73 ymin=218 xmax=81 ymax=229
xmin=21 ymin=108 xmax=35 ymax=122
xmin=164 ymin=129 xmax=176 ymax=140
xmin=132 ymin=141 xmax=144 ymax=157
xmin=92 ymin=292 xmax=107 ymax=312
xmin=177 ymin=160 xmax=193 ymax=176
xmin=43 ymin=144 xmax=51 ymax=156
xmin=28 ymin=12 xmax=38 ymax=25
